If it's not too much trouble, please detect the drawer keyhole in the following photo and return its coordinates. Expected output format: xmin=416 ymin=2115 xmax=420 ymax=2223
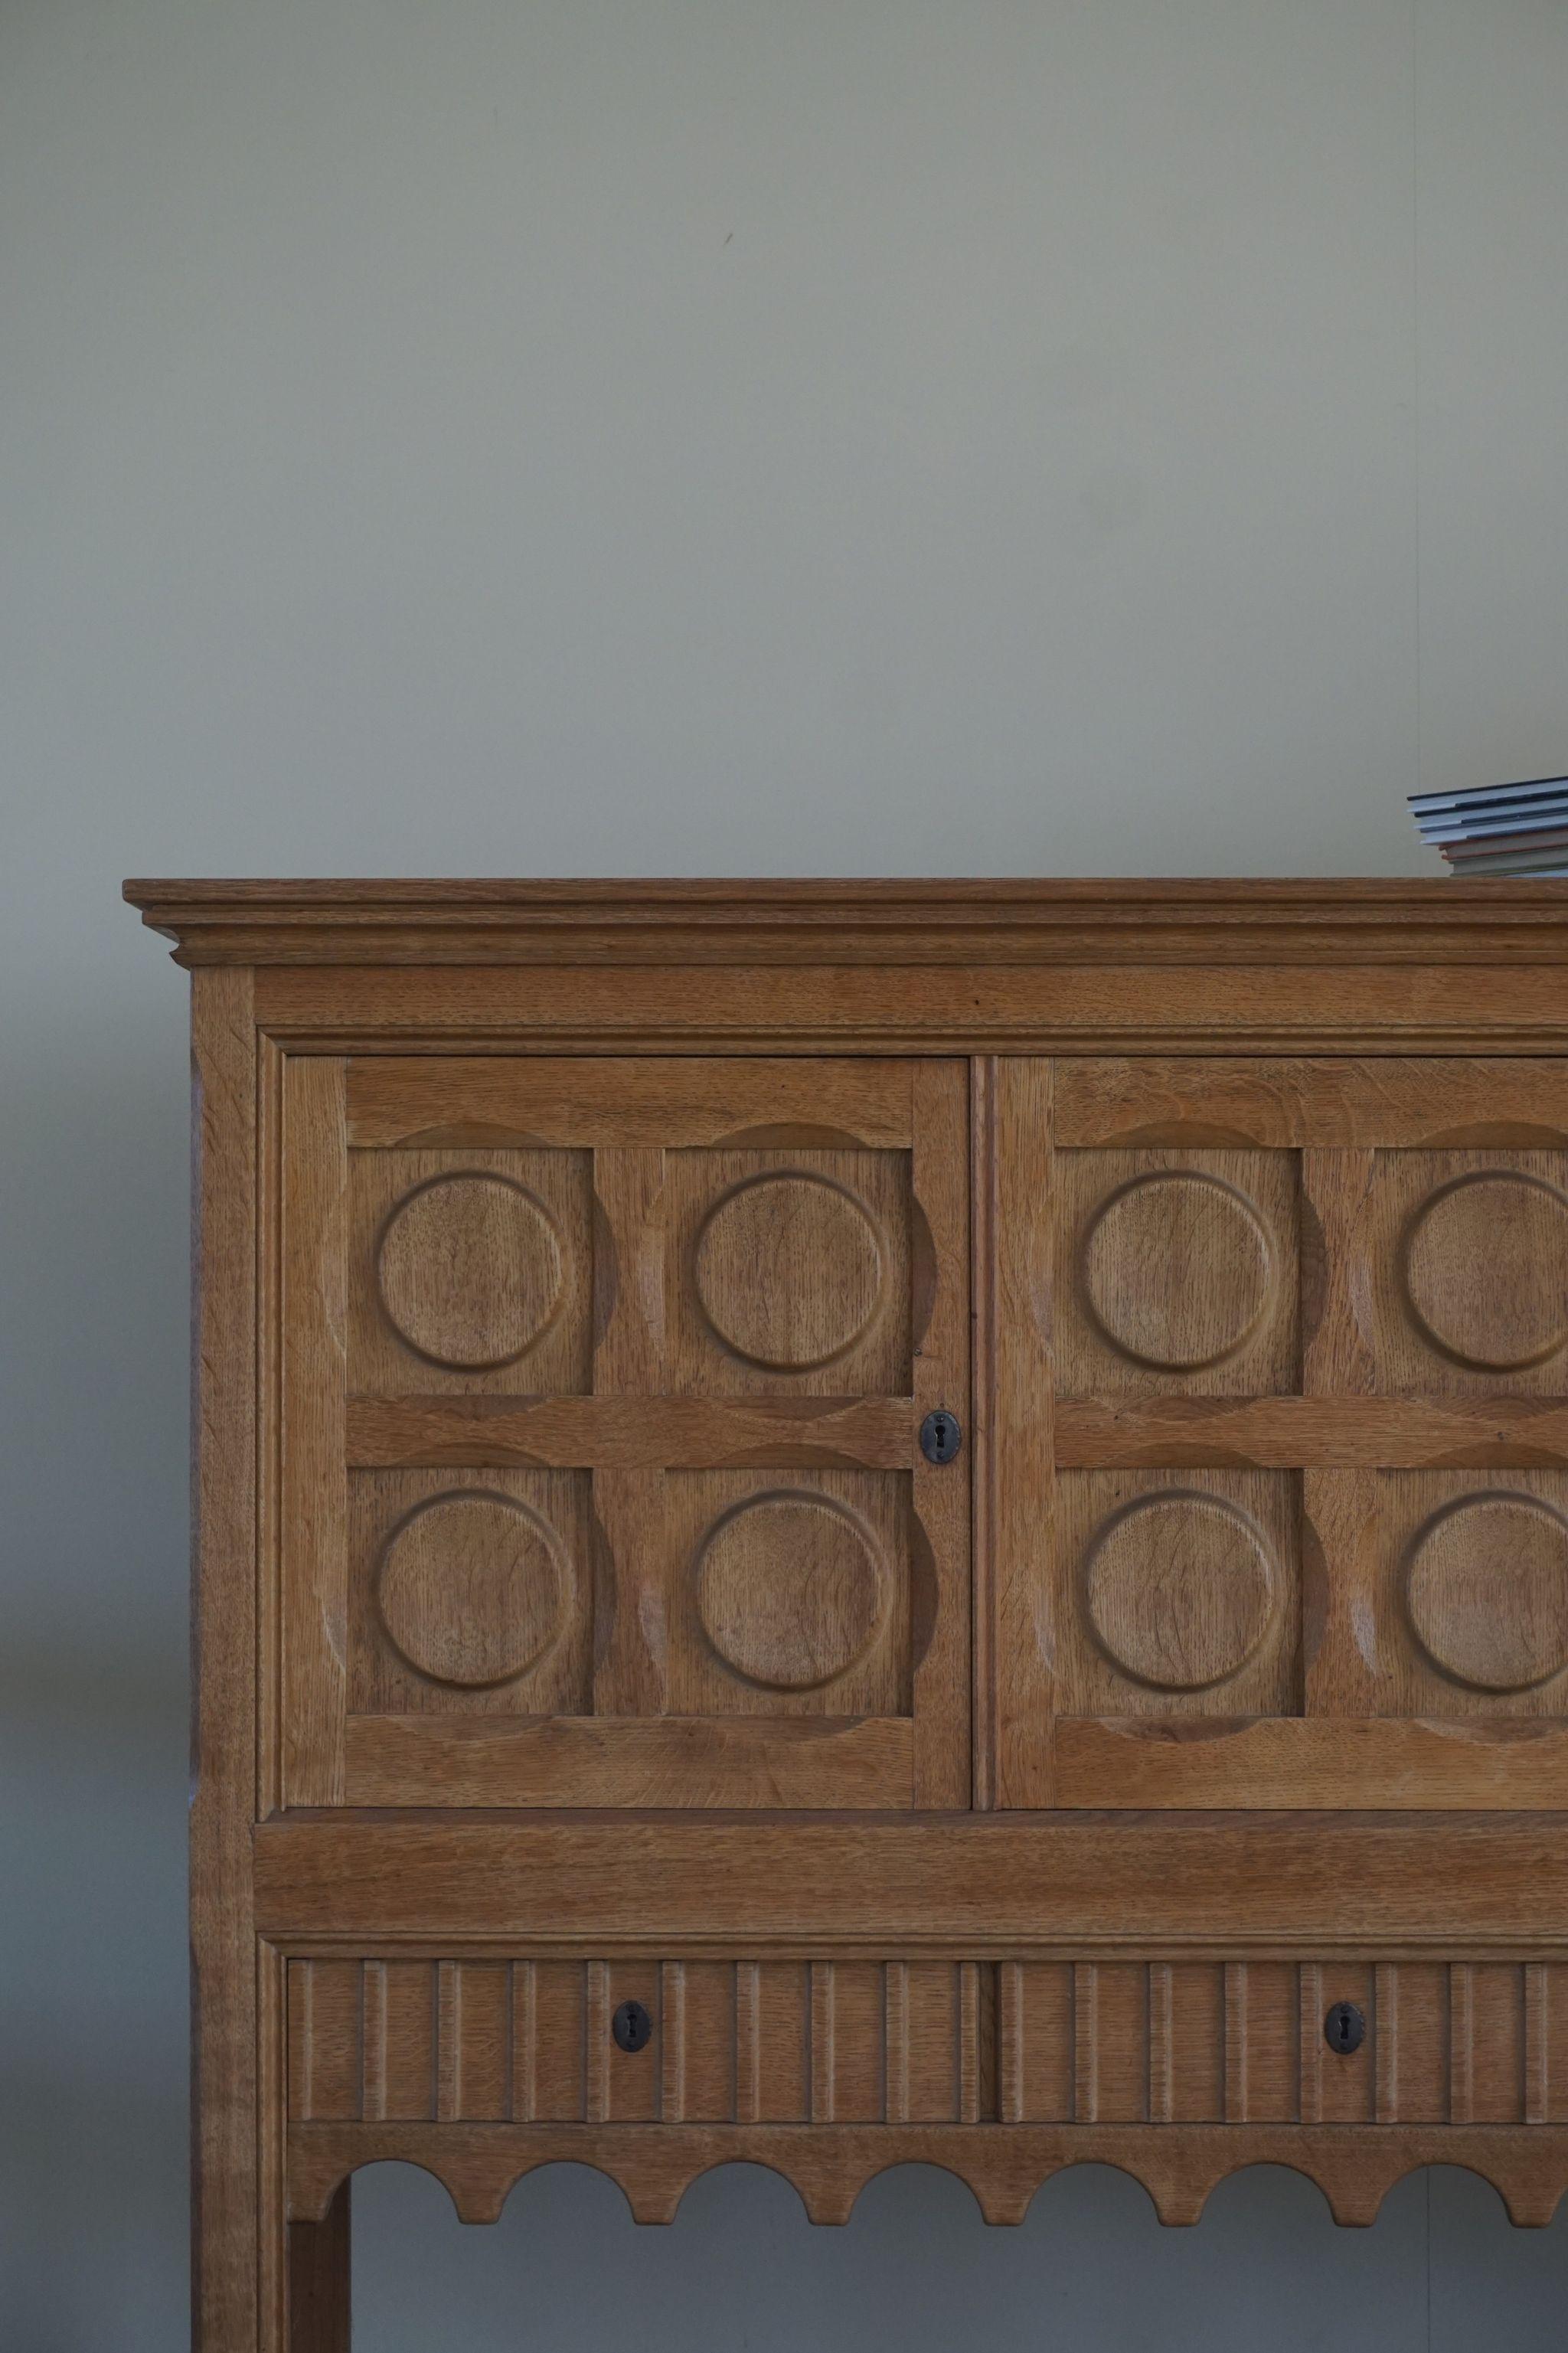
xmin=1324 ymin=2001 xmax=1366 ymax=2056
xmin=920 ymin=1409 xmax=962 ymax=1465
xmin=612 ymin=1999 xmax=652 ymax=2054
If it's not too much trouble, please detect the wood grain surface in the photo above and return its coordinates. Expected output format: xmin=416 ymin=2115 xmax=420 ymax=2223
xmin=285 ymin=1952 xmax=1565 ymax=2133
xmin=129 ymin=882 xmax=1568 ymax=2343
xmin=123 ymin=874 xmax=1568 ymax=973
xmin=189 ymin=969 xmax=267 ymax=2350
xmin=253 ymin=1815 xmax=1568 ymax=1950
xmin=286 ymin=2118 xmax=1568 ymax=2230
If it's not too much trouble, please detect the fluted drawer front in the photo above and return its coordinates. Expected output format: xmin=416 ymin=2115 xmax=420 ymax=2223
xmin=287 ymin=1956 xmax=1568 ymax=2129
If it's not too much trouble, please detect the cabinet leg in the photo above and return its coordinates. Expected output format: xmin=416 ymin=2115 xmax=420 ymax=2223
xmin=287 ymin=2178 xmax=351 ymax=2352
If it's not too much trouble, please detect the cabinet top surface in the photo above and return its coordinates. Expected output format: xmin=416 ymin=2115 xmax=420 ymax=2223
xmin=122 ymin=874 xmax=1568 ymax=966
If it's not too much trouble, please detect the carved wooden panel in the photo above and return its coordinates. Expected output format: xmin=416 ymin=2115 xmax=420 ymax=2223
xmin=350 ymin=1151 xmax=593 ymax=1394
xmin=348 ymin=1472 xmax=593 ymax=1717
xmin=1052 ymin=1469 xmax=1299 ymax=1718
xmin=1306 ymin=1469 xmax=1568 ymax=1717
xmin=665 ymin=1149 xmax=913 ymax=1395
xmin=1053 ymin=1149 xmax=1299 ymax=1395
xmin=287 ymin=1953 xmax=1568 ymax=2130
xmin=282 ymin=1057 xmax=969 ymax=1809
xmin=665 ymin=1470 xmax=910 ymax=1716
xmin=1341 ymin=1151 xmax=1568 ymax=1394
xmin=991 ymin=1057 xmax=1568 ymax=1805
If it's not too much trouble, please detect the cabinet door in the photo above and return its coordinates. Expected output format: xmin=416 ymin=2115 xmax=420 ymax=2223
xmin=988 ymin=1056 xmax=1568 ymax=1808
xmin=279 ymin=1057 xmax=969 ymax=1809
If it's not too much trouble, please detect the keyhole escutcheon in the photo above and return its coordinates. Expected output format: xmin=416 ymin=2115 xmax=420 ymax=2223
xmin=1324 ymin=2001 xmax=1366 ymax=2056
xmin=612 ymin=1999 xmax=652 ymax=2054
xmin=920 ymin=1409 xmax=962 ymax=1465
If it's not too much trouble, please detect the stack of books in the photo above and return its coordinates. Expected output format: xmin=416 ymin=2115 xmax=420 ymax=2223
xmin=1411 ymin=776 xmax=1568 ymax=875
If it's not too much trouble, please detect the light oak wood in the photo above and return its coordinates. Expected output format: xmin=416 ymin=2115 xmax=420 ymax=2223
xmin=1056 ymin=1150 xmax=1299 ymax=1394
xmin=374 ymin=1172 xmax=562 ymax=1368
xmin=374 ymin=1489 xmax=567 ymax=1690
xmin=910 ymin=1061 xmax=972 ymax=1805
xmin=250 ymin=958 xmax=1568 ymax=1054
xmin=125 ymin=881 xmax=1568 ymax=2341
xmin=969 ymin=1060 xmax=999 ymax=1807
xmin=1300 ymin=1149 xmax=1379 ymax=1394
xmin=281 ymin=1059 xmax=348 ymax=1806
xmin=352 ymin=1145 xmax=593 ymax=1398
xmin=348 ymin=1054 xmax=915 ymax=1148
xmin=1303 ymin=1469 xmax=1568 ymax=1721
xmin=1056 ymin=1057 xmax=1568 ymax=1148
xmin=253 ymin=1815 xmax=1568 ymax=1949
xmin=285 ymin=1953 xmax=1557 ymax=2129
xmin=342 ymin=1712 xmax=914 ymax=1809
xmin=346 ymin=1394 xmax=915 ymax=1469
xmin=1052 ymin=1717 xmax=1568 ymax=1809
xmin=1054 ymin=1470 xmax=1299 ymax=1721
xmin=351 ymin=1470 xmax=590 ymax=1720
xmin=280 ymin=1054 xmax=968 ymax=1815
xmin=190 ymin=969 xmax=268 ymax=2351
xmin=285 ymin=2119 xmax=1568 ymax=2230
xmin=123 ymin=874 xmax=1568 ymax=972
xmin=286 ymin=2181 xmax=349 ymax=2353
xmin=988 ymin=1059 xmax=1057 ymax=1807
xmin=590 ymin=1465 xmax=669 ymax=1723
xmin=1055 ymin=1397 xmax=1568 ymax=1469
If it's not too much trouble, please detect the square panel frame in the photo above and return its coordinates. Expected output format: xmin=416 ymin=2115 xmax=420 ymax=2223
xmin=989 ymin=1054 xmax=1568 ymax=1809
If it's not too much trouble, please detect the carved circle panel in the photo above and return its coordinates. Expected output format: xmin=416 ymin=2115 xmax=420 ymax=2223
xmin=377 ymin=1173 xmax=563 ymax=1369
xmin=694 ymin=1173 xmax=886 ymax=1372
xmin=1404 ymin=1492 xmax=1568 ymax=1692
xmin=1081 ymin=1172 xmax=1274 ymax=1371
xmin=695 ymin=1490 xmax=888 ymax=1691
xmin=1083 ymin=1490 xmax=1277 ymax=1691
xmin=377 ymin=1490 xmax=567 ymax=1688
xmin=1400 ymin=1171 xmax=1568 ymax=1371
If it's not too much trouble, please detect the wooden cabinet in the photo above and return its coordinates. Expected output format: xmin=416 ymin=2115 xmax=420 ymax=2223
xmin=124 ymin=879 xmax=1568 ymax=2351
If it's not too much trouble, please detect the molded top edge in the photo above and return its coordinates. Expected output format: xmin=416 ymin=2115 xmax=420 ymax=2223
xmin=121 ymin=874 xmax=1568 ymax=966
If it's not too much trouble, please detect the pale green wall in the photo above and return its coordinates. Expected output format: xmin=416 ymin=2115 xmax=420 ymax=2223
xmin=4 ymin=1 xmax=1567 ymax=2345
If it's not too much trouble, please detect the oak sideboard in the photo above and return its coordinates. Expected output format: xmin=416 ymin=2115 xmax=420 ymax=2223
xmin=125 ymin=877 xmax=1568 ymax=2348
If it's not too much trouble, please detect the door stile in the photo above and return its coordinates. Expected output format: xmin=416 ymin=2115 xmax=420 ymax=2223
xmin=910 ymin=1060 xmax=972 ymax=1806
xmin=279 ymin=1056 xmax=349 ymax=1807
xmin=989 ymin=1059 xmax=1057 ymax=1806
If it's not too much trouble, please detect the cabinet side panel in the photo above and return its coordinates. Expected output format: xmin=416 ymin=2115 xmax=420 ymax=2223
xmin=191 ymin=966 xmax=261 ymax=2353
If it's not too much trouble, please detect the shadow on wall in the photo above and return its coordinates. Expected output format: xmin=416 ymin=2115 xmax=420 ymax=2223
xmin=0 ymin=1027 xmax=191 ymax=2352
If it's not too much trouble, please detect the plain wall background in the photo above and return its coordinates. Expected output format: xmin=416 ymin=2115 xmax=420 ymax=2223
xmin=4 ymin=0 xmax=1568 ymax=2345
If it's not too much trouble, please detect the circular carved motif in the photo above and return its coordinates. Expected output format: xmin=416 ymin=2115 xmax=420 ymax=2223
xmin=1405 ymin=1492 xmax=1568 ymax=1692
xmin=1401 ymin=1172 xmax=1568 ymax=1371
xmin=377 ymin=1490 xmax=567 ymax=1688
xmin=377 ymin=1174 xmax=563 ymax=1369
xmin=694 ymin=1174 xmax=885 ymax=1372
xmin=1083 ymin=1490 xmax=1277 ymax=1691
xmin=695 ymin=1491 xmax=887 ymax=1691
xmin=1081 ymin=1172 xmax=1273 ymax=1371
